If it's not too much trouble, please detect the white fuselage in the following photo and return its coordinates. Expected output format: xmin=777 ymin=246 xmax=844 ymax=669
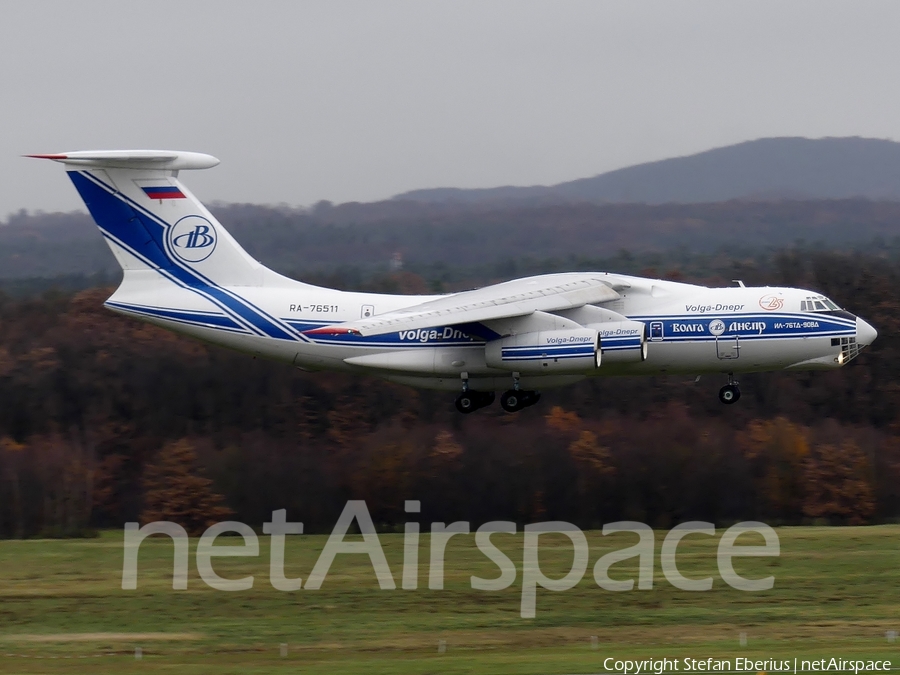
xmin=105 ymin=271 xmax=872 ymax=392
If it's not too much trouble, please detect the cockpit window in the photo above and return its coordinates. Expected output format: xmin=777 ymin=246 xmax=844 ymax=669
xmin=802 ymin=295 xmax=841 ymax=312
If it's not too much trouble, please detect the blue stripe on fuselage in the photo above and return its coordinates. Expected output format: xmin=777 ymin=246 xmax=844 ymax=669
xmin=637 ymin=313 xmax=855 ymax=342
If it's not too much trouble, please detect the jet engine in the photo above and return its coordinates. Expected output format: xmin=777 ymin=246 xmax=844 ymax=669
xmin=595 ymin=320 xmax=647 ymax=363
xmin=484 ymin=328 xmax=600 ymax=373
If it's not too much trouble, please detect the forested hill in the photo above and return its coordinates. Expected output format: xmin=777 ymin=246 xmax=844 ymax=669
xmin=3 ymin=198 xmax=900 ymax=283
xmin=395 ymin=137 xmax=900 ymax=205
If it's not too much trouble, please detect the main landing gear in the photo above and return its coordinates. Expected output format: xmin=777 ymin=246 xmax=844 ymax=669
xmin=454 ymin=372 xmax=541 ymax=414
xmin=500 ymin=389 xmax=541 ymax=413
xmin=499 ymin=372 xmax=540 ymax=413
xmin=455 ymin=390 xmax=495 ymax=414
xmin=455 ymin=372 xmax=496 ymax=414
xmin=718 ymin=373 xmax=741 ymax=405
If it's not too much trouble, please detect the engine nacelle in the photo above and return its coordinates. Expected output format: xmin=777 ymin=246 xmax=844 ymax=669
xmin=594 ymin=320 xmax=647 ymax=364
xmin=485 ymin=328 xmax=600 ymax=373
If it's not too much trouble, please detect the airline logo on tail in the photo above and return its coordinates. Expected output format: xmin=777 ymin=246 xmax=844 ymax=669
xmin=167 ymin=216 xmax=217 ymax=263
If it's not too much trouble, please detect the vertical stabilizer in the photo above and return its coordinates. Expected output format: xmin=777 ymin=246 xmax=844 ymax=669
xmin=27 ymin=151 xmax=267 ymax=287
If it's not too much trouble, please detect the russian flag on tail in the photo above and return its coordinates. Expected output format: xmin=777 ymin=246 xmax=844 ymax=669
xmin=142 ymin=185 xmax=186 ymax=200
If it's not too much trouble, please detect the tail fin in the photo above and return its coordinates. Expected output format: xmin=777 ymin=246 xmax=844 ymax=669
xmin=27 ymin=150 xmax=267 ymax=287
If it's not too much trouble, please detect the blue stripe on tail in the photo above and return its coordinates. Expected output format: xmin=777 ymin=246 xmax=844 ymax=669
xmin=70 ymin=171 xmax=171 ymax=269
xmin=69 ymin=171 xmax=300 ymax=342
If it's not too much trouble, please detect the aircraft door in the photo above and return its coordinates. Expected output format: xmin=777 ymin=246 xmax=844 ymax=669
xmin=709 ymin=318 xmax=740 ymax=360
xmin=716 ymin=335 xmax=740 ymax=360
xmin=360 ymin=304 xmax=375 ymax=319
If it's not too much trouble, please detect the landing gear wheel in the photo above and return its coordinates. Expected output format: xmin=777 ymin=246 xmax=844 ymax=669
xmin=500 ymin=390 xmax=541 ymax=413
xmin=500 ymin=390 xmax=521 ymax=412
xmin=455 ymin=391 xmax=496 ymax=414
xmin=718 ymin=384 xmax=741 ymax=405
xmin=523 ymin=391 xmax=541 ymax=408
xmin=455 ymin=393 xmax=477 ymax=414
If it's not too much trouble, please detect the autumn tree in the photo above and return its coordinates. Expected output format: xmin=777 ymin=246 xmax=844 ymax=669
xmin=802 ymin=440 xmax=876 ymax=524
xmin=544 ymin=406 xmax=616 ymax=523
xmin=738 ymin=417 xmax=809 ymax=520
xmin=33 ymin=434 xmax=95 ymax=537
xmin=430 ymin=429 xmax=464 ymax=463
xmin=140 ymin=439 xmax=232 ymax=536
xmin=0 ymin=436 xmax=27 ymax=538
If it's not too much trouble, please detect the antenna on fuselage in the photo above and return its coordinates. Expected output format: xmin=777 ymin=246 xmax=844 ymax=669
xmin=732 ymin=280 xmax=746 ymax=288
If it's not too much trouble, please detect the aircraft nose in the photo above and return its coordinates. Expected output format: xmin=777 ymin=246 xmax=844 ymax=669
xmin=856 ymin=316 xmax=878 ymax=347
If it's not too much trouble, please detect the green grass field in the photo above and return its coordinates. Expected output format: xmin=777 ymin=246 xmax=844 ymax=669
xmin=0 ymin=525 xmax=897 ymax=674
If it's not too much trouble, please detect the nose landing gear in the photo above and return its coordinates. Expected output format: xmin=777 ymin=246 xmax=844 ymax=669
xmin=718 ymin=373 xmax=741 ymax=404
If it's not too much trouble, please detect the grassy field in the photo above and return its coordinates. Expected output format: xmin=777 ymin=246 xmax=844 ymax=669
xmin=0 ymin=525 xmax=897 ymax=674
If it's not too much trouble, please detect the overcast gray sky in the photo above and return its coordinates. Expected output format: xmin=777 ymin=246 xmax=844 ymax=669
xmin=3 ymin=0 xmax=900 ymax=216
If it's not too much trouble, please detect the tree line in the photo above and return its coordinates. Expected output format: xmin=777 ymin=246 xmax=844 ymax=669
xmin=0 ymin=248 xmax=896 ymax=537
xmin=6 ymin=198 xmax=900 ymax=284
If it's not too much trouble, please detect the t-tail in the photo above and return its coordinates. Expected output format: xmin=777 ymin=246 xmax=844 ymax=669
xmin=26 ymin=150 xmax=278 ymax=287
xmin=28 ymin=150 xmax=318 ymax=345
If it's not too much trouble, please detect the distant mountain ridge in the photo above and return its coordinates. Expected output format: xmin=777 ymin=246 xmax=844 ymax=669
xmin=5 ymin=198 xmax=900 ymax=282
xmin=393 ymin=137 xmax=900 ymax=205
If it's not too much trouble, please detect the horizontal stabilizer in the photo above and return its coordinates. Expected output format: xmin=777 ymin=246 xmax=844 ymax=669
xmin=25 ymin=150 xmax=219 ymax=171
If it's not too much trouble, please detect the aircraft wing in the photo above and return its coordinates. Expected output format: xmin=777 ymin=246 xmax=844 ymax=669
xmin=305 ymin=274 xmax=622 ymax=337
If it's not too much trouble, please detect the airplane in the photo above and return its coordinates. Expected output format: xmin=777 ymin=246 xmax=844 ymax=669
xmin=28 ymin=150 xmax=878 ymax=413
